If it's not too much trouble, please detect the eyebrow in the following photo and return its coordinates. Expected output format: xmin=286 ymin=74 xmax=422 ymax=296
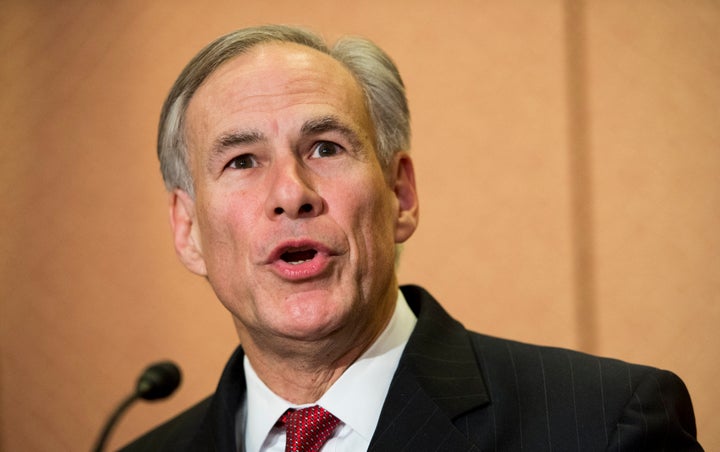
xmin=206 ymin=115 xmax=365 ymax=169
xmin=211 ymin=129 xmax=265 ymax=154
xmin=207 ymin=129 xmax=265 ymax=170
xmin=300 ymin=115 xmax=364 ymax=151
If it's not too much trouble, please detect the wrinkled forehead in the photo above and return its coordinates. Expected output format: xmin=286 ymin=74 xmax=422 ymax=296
xmin=180 ymin=41 xmax=377 ymax=168
xmin=186 ymin=42 xmax=370 ymax=128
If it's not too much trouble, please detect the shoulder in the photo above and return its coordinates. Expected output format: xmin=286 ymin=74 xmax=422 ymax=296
xmin=470 ymin=331 xmax=655 ymax=389
xmin=118 ymin=396 xmax=213 ymax=452
xmin=402 ymin=283 xmax=691 ymax=415
xmin=400 ymin=285 xmax=699 ymax=449
xmin=468 ymin=332 xmax=699 ymax=450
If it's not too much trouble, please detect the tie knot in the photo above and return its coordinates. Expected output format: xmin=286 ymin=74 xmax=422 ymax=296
xmin=279 ymin=405 xmax=340 ymax=452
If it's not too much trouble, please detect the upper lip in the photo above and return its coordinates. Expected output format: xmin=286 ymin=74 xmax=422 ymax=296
xmin=265 ymin=239 xmax=332 ymax=264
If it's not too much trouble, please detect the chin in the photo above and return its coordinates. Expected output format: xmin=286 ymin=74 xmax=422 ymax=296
xmin=272 ymin=317 xmax=343 ymax=343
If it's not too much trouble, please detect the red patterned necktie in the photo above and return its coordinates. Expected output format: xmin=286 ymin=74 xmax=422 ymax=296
xmin=278 ymin=405 xmax=340 ymax=452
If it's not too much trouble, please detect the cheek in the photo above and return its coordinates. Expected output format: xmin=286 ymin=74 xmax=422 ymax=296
xmin=197 ymin=202 xmax=259 ymax=309
xmin=345 ymin=184 xmax=398 ymax=262
xmin=197 ymin=198 xmax=253 ymax=264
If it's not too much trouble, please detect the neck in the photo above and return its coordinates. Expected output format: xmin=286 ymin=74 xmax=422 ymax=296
xmin=236 ymin=291 xmax=396 ymax=404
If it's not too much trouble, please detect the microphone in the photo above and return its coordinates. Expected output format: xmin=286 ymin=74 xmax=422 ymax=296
xmin=136 ymin=361 xmax=182 ymax=400
xmin=92 ymin=361 xmax=182 ymax=452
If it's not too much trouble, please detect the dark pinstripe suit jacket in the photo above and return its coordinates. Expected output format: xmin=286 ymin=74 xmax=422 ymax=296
xmin=121 ymin=285 xmax=701 ymax=451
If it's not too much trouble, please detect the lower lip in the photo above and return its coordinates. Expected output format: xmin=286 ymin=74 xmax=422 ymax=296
xmin=269 ymin=253 xmax=331 ymax=281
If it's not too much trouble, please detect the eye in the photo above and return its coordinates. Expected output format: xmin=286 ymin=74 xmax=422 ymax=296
xmin=226 ymin=154 xmax=257 ymax=170
xmin=310 ymin=141 xmax=343 ymax=158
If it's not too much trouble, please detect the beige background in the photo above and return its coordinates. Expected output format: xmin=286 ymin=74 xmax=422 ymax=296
xmin=1 ymin=0 xmax=718 ymax=450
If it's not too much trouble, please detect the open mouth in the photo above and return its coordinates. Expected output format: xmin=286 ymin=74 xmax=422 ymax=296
xmin=280 ymin=248 xmax=318 ymax=265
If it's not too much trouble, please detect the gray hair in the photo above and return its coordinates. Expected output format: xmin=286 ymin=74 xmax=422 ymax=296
xmin=158 ymin=25 xmax=410 ymax=195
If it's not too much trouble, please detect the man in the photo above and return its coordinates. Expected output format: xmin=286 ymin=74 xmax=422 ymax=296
xmin=123 ymin=25 xmax=701 ymax=451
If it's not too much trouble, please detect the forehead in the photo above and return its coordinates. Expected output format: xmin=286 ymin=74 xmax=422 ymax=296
xmin=184 ymin=42 xmax=371 ymax=147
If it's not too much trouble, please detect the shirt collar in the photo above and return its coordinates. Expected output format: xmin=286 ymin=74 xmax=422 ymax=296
xmin=244 ymin=290 xmax=417 ymax=451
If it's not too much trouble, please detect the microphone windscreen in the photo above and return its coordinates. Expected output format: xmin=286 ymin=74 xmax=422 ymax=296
xmin=135 ymin=361 xmax=182 ymax=401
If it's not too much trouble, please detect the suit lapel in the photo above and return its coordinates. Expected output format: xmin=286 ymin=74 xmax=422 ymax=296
xmin=369 ymin=285 xmax=489 ymax=451
xmin=195 ymin=286 xmax=490 ymax=451
xmin=187 ymin=346 xmax=247 ymax=451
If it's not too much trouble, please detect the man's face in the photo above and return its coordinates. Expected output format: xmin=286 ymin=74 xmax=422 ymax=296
xmin=171 ymin=43 xmax=418 ymax=345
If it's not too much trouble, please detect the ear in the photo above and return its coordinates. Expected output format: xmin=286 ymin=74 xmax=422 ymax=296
xmin=169 ymin=189 xmax=208 ymax=276
xmin=392 ymin=152 xmax=419 ymax=243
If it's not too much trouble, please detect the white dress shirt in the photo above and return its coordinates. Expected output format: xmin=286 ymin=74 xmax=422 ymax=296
xmin=237 ymin=290 xmax=417 ymax=452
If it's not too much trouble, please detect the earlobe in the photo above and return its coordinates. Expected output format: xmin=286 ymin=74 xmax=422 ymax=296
xmin=392 ymin=152 xmax=419 ymax=243
xmin=169 ymin=189 xmax=208 ymax=276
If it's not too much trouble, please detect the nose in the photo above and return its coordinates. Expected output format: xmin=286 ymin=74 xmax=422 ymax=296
xmin=264 ymin=158 xmax=323 ymax=220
